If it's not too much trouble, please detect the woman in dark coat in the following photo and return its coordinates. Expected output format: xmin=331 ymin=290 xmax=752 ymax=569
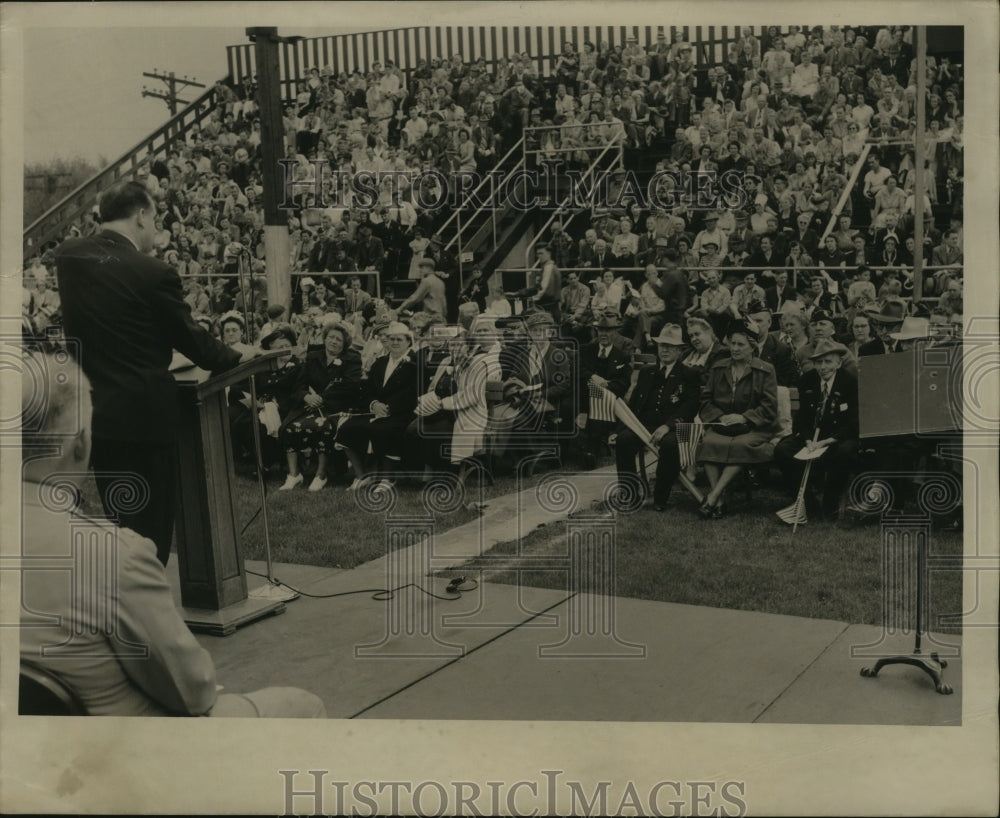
xmin=335 ymin=321 xmax=420 ymax=490
xmin=230 ymin=323 xmax=302 ymax=472
xmin=278 ymin=321 xmax=362 ymax=491
xmin=696 ymin=320 xmax=779 ymax=517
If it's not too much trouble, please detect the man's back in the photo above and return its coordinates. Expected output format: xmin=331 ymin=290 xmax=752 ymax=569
xmin=416 ymin=273 xmax=447 ymax=317
xmin=56 ymin=230 xmax=238 ymax=442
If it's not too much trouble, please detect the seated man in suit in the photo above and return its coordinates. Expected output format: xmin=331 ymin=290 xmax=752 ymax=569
xmin=763 ymin=269 xmax=800 ymax=324
xmin=773 ymin=338 xmax=859 ymax=521
xmin=611 ymin=324 xmax=700 ymax=512
xmin=492 ymin=311 xmax=573 ymax=471
xmin=576 ymin=314 xmax=632 ymax=470
xmin=19 ymin=352 xmax=325 ymax=717
xmin=747 ymin=301 xmax=799 ymax=387
xmin=336 ymin=322 xmax=420 ymax=489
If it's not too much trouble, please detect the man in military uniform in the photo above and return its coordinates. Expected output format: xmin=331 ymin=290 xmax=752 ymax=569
xmin=612 ymin=324 xmax=700 ymax=511
xmin=576 ymin=314 xmax=632 ymax=470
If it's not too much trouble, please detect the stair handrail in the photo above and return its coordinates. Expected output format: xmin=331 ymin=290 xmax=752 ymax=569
xmin=523 ymin=136 xmax=623 ymax=267
xmin=437 ymin=137 xmax=526 ymax=253
xmin=24 ymin=79 xmax=225 ymax=255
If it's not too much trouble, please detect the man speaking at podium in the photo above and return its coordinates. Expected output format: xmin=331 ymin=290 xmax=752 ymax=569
xmin=56 ymin=181 xmax=252 ymax=566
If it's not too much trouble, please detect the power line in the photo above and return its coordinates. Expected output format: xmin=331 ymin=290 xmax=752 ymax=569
xmin=141 ymin=69 xmax=207 ymax=116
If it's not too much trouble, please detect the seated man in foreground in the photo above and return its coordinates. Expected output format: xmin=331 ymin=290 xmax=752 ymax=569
xmin=612 ymin=324 xmax=700 ymax=512
xmin=19 ymin=351 xmax=326 ymax=718
xmin=773 ymin=338 xmax=859 ymax=522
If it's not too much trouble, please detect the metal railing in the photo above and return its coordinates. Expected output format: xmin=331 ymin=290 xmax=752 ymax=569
xmin=522 ymin=121 xmax=627 ymax=158
xmin=523 ymin=136 xmax=625 ymax=267
xmin=434 ymin=136 xmax=526 ymax=255
xmin=23 ymin=81 xmax=226 ymax=256
xmin=496 ymin=263 xmax=959 ymax=297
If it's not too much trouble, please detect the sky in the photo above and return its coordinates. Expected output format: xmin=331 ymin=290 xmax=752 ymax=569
xmin=23 ymin=28 xmax=250 ymax=165
xmin=21 ymin=25 xmax=369 ymax=166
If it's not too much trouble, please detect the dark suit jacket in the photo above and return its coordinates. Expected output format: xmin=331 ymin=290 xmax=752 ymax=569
xmin=764 ymin=285 xmax=800 ymax=316
xmin=717 ymin=155 xmax=748 ymax=177
xmin=858 ymin=337 xmax=892 ymax=357
xmin=653 ymin=268 xmax=690 ymax=324
xmin=793 ymin=368 xmax=859 ymax=443
xmin=757 ymin=333 xmax=799 ymax=387
xmin=794 ymin=228 xmax=821 ymax=257
xmin=288 ymin=349 xmax=363 ymax=421
xmin=578 ymin=341 xmax=632 ymax=407
xmin=363 ymin=353 xmax=419 ymax=420
xmin=55 ymin=230 xmax=240 ymax=442
xmin=628 ymin=362 xmax=701 ymax=430
xmin=744 ymin=249 xmax=782 ymax=270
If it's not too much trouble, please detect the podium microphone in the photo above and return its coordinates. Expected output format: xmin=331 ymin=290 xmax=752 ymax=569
xmin=234 ymin=247 xmax=298 ymax=603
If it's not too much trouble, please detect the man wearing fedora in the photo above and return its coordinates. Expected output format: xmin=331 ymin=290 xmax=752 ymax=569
xmin=613 ymin=324 xmax=700 ymax=511
xmin=774 ymin=338 xmax=859 ymax=521
xmin=859 ymin=298 xmax=907 ymax=356
xmin=577 ymin=314 xmax=633 ymax=470
xmin=799 ymin=309 xmax=858 ymax=379
xmin=692 ymin=212 xmax=728 ymax=260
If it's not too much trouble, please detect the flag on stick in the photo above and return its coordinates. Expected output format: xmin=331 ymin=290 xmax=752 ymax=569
xmin=608 ymin=389 xmax=704 ymax=503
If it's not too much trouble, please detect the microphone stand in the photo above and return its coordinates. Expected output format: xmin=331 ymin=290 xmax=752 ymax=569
xmin=236 ymin=248 xmax=298 ymax=603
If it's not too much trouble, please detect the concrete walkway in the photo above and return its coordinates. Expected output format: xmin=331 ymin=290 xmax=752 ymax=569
xmin=167 ymin=470 xmax=962 ymax=725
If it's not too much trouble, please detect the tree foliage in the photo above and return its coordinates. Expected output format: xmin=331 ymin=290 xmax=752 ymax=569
xmin=23 ymin=155 xmax=108 ymax=227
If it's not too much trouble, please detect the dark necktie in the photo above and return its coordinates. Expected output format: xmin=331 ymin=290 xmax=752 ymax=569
xmin=815 ymin=380 xmax=830 ymax=428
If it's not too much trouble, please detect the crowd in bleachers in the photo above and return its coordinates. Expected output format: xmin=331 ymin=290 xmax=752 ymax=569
xmin=24 ymin=24 xmax=965 ymax=521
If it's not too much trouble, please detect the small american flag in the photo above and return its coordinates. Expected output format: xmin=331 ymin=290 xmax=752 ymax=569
xmin=675 ymin=421 xmax=705 ymax=470
xmin=588 ymin=382 xmax=618 ymax=422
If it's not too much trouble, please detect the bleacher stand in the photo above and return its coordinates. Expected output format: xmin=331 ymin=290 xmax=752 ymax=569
xmin=29 ymin=25 xmax=963 ymax=519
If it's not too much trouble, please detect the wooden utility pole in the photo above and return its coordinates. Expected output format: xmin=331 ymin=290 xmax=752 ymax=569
xmin=141 ymin=69 xmax=206 ymax=116
xmin=912 ymin=27 xmax=926 ymax=302
xmin=246 ymin=27 xmax=292 ymax=313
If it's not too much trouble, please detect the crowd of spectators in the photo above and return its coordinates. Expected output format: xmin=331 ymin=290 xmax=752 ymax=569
xmin=23 ymin=24 xmax=966 ymax=520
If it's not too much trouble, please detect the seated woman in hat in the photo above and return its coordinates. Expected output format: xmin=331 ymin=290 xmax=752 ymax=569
xmin=335 ymin=321 xmax=419 ymax=491
xmin=682 ymin=312 xmax=729 ymax=382
xmin=219 ymin=310 xmax=256 ymax=357
xmin=230 ymin=323 xmax=302 ymax=474
xmin=278 ymin=321 xmax=362 ymax=491
xmin=696 ymin=318 xmax=779 ymax=518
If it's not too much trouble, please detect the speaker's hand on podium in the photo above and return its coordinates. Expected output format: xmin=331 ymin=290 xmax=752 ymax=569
xmin=238 ymin=348 xmax=260 ymax=364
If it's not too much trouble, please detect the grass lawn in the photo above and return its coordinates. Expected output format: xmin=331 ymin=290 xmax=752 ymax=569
xmin=446 ymin=482 xmax=965 ymax=634
xmin=73 ymin=453 xmax=964 ymax=633
xmin=231 ymin=454 xmax=581 ymax=568
xmin=74 ymin=452 xmax=582 ymax=569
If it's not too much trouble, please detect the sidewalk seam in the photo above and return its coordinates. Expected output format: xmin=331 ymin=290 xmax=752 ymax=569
xmin=751 ymin=621 xmax=851 ymax=723
xmin=347 ymin=592 xmax=576 ymax=719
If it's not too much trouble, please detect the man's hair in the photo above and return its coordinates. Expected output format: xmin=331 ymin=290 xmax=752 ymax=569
xmin=21 ymin=351 xmax=89 ymax=444
xmin=99 ymin=181 xmax=154 ymax=223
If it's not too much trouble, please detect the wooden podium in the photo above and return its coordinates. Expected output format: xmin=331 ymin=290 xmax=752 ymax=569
xmin=171 ymin=350 xmax=288 ymax=635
